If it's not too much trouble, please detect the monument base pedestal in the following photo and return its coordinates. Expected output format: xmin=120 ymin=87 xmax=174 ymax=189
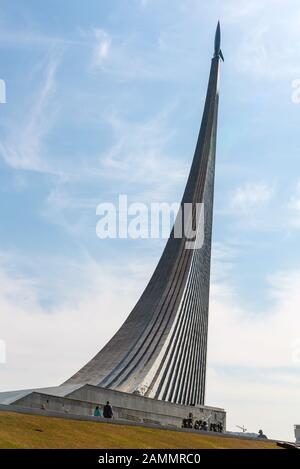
xmin=0 ymin=384 xmax=226 ymax=432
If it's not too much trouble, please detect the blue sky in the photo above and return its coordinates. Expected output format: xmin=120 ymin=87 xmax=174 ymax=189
xmin=1 ymin=0 xmax=300 ymax=440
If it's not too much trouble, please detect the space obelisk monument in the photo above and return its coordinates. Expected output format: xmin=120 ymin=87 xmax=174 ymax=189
xmin=0 ymin=25 xmax=226 ymax=430
xmin=63 ymin=22 xmax=224 ymax=406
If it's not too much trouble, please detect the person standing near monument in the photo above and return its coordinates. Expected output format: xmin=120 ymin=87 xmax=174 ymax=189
xmin=103 ymin=401 xmax=113 ymax=419
xmin=93 ymin=405 xmax=101 ymax=418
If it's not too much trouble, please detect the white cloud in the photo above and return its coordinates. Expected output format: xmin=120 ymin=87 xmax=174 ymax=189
xmin=0 ymin=251 xmax=149 ymax=392
xmin=229 ymin=182 xmax=274 ymax=214
xmin=41 ymin=181 xmax=97 ymax=236
xmin=0 ymin=29 xmax=73 ymax=48
xmin=227 ymin=0 xmax=300 ymax=80
xmin=92 ymin=29 xmax=112 ymax=68
xmin=222 ymin=0 xmax=264 ymax=22
xmin=208 ymin=269 xmax=300 ymax=369
xmin=98 ymin=108 xmax=188 ymax=201
xmin=206 ymin=248 xmax=300 ymax=441
xmin=86 ymin=25 xmax=198 ymax=82
xmin=0 ymin=54 xmax=61 ymax=173
xmin=1 ymin=242 xmax=300 ymax=440
xmin=206 ymin=366 xmax=299 ymax=441
xmin=36 ymin=105 xmax=189 ymax=237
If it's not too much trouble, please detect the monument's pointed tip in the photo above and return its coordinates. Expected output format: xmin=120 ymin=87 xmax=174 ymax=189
xmin=214 ymin=21 xmax=224 ymax=61
xmin=214 ymin=22 xmax=221 ymax=50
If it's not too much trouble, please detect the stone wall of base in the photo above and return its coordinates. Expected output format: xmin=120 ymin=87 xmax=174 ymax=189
xmin=13 ymin=385 xmax=226 ymax=431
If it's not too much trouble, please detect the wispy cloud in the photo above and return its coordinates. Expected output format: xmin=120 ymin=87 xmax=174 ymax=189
xmin=226 ymin=0 xmax=300 ymax=79
xmin=1 ymin=241 xmax=300 ymax=440
xmin=207 ymin=246 xmax=300 ymax=440
xmin=0 ymin=250 xmax=149 ymax=391
xmin=41 ymin=180 xmax=100 ymax=237
xmin=0 ymin=53 xmax=62 ymax=173
xmin=37 ymin=103 xmax=189 ymax=237
xmin=86 ymin=24 xmax=202 ymax=82
xmin=91 ymin=28 xmax=112 ymax=68
xmin=98 ymin=107 xmax=188 ymax=201
xmin=0 ymin=29 xmax=73 ymax=49
xmin=209 ymin=266 xmax=300 ymax=369
xmin=229 ymin=181 xmax=274 ymax=214
xmin=222 ymin=0 xmax=264 ymax=22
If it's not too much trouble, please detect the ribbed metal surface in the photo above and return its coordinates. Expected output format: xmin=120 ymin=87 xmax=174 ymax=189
xmin=64 ymin=53 xmax=221 ymax=406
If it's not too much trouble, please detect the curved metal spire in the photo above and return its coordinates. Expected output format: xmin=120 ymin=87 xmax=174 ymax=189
xmin=63 ymin=25 xmax=223 ymax=406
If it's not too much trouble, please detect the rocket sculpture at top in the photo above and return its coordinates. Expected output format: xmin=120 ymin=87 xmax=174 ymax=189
xmin=214 ymin=21 xmax=224 ymax=62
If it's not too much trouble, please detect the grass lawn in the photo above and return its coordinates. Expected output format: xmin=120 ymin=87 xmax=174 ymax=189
xmin=0 ymin=411 xmax=280 ymax=449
